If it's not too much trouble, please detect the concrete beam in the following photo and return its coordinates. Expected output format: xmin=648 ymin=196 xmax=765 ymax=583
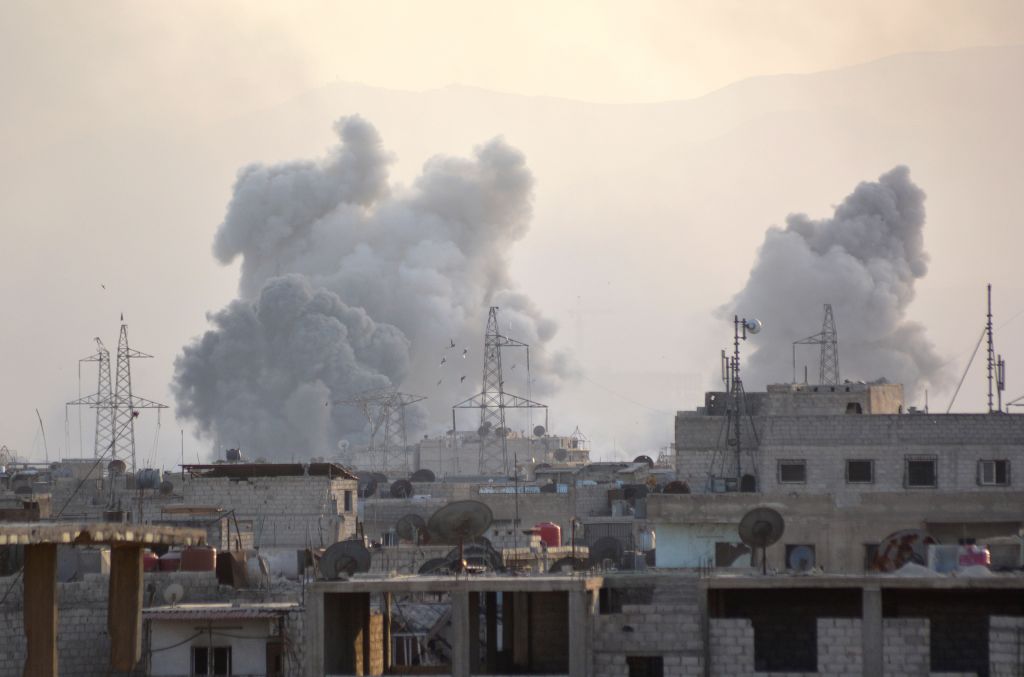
xmin=568 ymin=589 xmax=591 ymax=677
xmin=450 ymin=590 xmax=470 ymax=677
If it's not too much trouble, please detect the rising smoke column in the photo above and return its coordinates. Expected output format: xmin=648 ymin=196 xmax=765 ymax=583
xmin=724 ymin=166 xmax=947 ymax=398
xmin=174 ymin=116 xmax=570 ymax=458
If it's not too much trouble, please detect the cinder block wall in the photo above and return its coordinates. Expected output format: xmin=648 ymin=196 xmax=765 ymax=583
xmin=989 ymin=616 xmax=1024 ymax=676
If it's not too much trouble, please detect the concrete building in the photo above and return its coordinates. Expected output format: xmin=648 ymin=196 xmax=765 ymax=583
xmin=667 ymin=382 xmax=1024 ymax=572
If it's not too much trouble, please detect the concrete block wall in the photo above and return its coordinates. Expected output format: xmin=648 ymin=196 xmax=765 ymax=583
xmin=989 ymin=616 xmax=1024 ymax=676
xmin=816 ymin=618 xmax=861 ymax=676
xmin=709 ymin=618 xmax=754 ymax=676
xmin=883 ymin=618 xmax=929 ymax=676
xmin=182 ymin=476 xmax=357 ymax=547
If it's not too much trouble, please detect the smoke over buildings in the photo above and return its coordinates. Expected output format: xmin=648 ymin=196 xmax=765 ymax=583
xmin=174 ymin=116 xmax=570 ymax=459
xmin=724 ymin=166 xmax=947 ymax=398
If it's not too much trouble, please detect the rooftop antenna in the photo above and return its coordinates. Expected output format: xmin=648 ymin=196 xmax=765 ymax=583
xmin=987 ymin=284 xmax=995 ymax=413
xmin=453 ymin=307 xmax=547 ymax=475
xmin=728 ymin=316 xmax=761 ymax=483
xmin=792 ymin=304 xmax=839 ymax=385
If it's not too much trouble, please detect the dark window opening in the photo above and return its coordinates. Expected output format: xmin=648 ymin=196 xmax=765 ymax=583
xmin=627 ymin=656 xmax=664 ymax=677
xmin=846 ymin=460 xmax=873 ymax=483
xmin=191 ymin=646 xmax=231 ymax=676
xmin=845 ymin=402 xmax=863 ymax=414
xmin=906 ymin=457 xmax=937 ymax=488
xmin=754 ymin=617 xmax=817 ymax=671
xmin=978 ymin=460 xmax=1009 ymax=486
xmin=778 ymin=461 xmax=806 ymax=484
xmin=343 ymin=490 xmax=352 ymax=511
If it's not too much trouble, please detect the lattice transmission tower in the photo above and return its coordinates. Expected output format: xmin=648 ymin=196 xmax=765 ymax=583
xmin=69 ymin=319 xmax=166 ymax=472
xmin=334 ymin=389 xmax=426 ymax=472
xmin=453 ymin=306 xmax=548 ymax=476
xmin=68 ymin=338 xmax=115 ymax=458
xmin=792 ymin=304 xmax=840 ymax=385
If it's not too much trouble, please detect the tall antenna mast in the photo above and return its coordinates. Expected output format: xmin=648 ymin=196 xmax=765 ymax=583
xmin=792 ymin=304 xmax=839 ymax=385
xmin=986 ymin=284 xmax=995 ymax=414
xmin=67 ymin=338 xmax=115 ymax=458
xmin=453 ymin=306 xmax=547 ymax=476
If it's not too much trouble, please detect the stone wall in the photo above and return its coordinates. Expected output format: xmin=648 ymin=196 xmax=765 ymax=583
xmin=816 ymin=618 xmax=861 ymax=676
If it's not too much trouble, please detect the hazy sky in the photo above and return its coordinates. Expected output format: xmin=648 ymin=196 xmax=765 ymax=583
xmin=2 ymin=1 xmax=1023 ymax=467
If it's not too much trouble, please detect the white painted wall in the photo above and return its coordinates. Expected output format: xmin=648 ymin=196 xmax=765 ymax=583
xmin=655 ymin=523 xmax=751 ymax=568
xmin=149 ymin=619 xmax=275 ymax=676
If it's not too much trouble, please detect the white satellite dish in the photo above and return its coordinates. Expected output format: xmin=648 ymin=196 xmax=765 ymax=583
xmin=163 ymin=582 xmax=184 ymax=606
xmin=744 ymin=318 xmax=763 ymax=335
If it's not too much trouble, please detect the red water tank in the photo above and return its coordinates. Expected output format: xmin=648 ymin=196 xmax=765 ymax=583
xmin=159 ymin=550 xmax=182 ymax=572
xmin=142 ymin=550 xmax=159 ymax=572
xmin=535 ymin=522 xmax=562 ymax=548
xmin=181 ymin=546 xmax=217 ymax=572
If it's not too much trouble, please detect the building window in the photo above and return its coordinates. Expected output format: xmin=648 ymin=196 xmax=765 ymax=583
xmin=192 ymin=646 xmax=232 ymax=676
xmin=343 ymin=490 xmax=352 ymax=512
xmin=627 ymin=656 xmax=664 ymax=677
xmin=846 ymin=460 xmax=874 ymax=484
xmin=905 ymin=456 xmax=937 ymax=488
xmin=845 ymin=402 xmax=863 ymax=414
xmin=978 ymin=460 xmax=1010 ymax=486
xmin=778 ymin=460 xmax=806 ymax=484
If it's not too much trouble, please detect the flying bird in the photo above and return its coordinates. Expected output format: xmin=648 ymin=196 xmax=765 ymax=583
xmin=437 ymin=379 xmax=443 ymax=386
xmin=100 ymin=284 xmax=106 ymax=290
xmin=449 ymin=338 xmax=456 ymax=348
xmin=510 ymin=364 xmax=516 ymax=370
xmin=439 ymin=357 xmax=447 ymax=366
xmin=462 ymin=349 xmax=468 ymax=358
xmin=460 ymin=375 xmax=466 ymax=383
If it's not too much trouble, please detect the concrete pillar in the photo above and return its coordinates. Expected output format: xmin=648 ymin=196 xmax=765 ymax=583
xmin=23 ymin=544 xmax=57 ymax=677
xmin=501 ymin=591 xmax=514 ymax=661
xmin=862 ymin=586 xmax=882 ymax=677
xmin=512 ymin=591 xmax=530 ymax=668
xmin=485 ymin=591 xmax=498 ymax=672
xmin=469 ymin=591 xmax=480 ymax=671
xmin=305 ymin=590 xmax=324 ymax=677
xmin=108 ymin=543 xmax=143 ymax=672
xmin=382 ymin=592 xmax=392 ymax=671
xmin=451 ymin=589 xmax=470 ymax=677
xmin=568 ymin=589 xmax=590 ymax=677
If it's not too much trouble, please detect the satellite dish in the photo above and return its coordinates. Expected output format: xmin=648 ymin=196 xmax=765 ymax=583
xmin=396 ymin=514 xmax=429 ymax=543
xmin=553 ymin=449 xmax=568 ymax=462
xmin=622 ymin=484 xmax=648 ymax=501
xmin=390 ymin=479 xmax=414 ymax=499
xmin=633 ymin=455 xmax=654 ymax=468
xmin=738 ymin=507 xmax=785 ymax=574
xmin=427 ymin=500 xmax=493 ymax=545
xmin=319 ymin=540 xmax=371 ymax=579
xmin=163 ymin=583 xmax=184 ymax=606
xmin=410 ymin=468 xmax=435 ymax=483
xmin=539 ymin=482 xmax=557 ymax=493
xmin=533 ymin=425 xmax=546 ymax=437
xmin=158 ymin=480 xmax=174 ymax=496
xmin=370 ymin=472 xmax=388 ymax=484
xmin=477 ymin=421 xmax=492 ymax=437
xmin=446 ymin=538 xmax=503 ymax=572
xmin=663 ymin=480 xmax=691 ymax=494
xmin=495 ymin=427 xmax=509 ymax=438
xmin=871 ymin=529 xmax=937 ymax=572
xmin=787 ymin=545 xmax=816 ymax=571
xmin=588 ymin=536 xmax=624 ymax=569
xmin=359 ymin=478 xmax=378 ymax=498
xmin=108 ymin=459 xmax=126 ymax=475
xmin=743 ymin=318 xmax=763 ymax=334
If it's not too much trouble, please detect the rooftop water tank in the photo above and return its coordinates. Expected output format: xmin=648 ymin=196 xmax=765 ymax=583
xmin=535 ymin=522 xmax=562 ymax=548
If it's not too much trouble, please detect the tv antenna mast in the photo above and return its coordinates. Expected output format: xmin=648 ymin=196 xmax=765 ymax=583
xmin=333 ymin=388 xmax=426 ymax=472
xmin=710 ymin=316 xmax=762 ymax=490
xmin=792 ymin=304 xmax=839 ymax=385
xmin=453 ymin=306 xmax=548 ymax=476
xmin=985 ymin=284 xmax=1006 ymax=413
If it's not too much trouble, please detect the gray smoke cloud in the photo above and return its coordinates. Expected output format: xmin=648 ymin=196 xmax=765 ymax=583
xmin=174 ymin=116 xmax=571 ymax=458
xmin=723 ymin=166 xmax=947 ymax=398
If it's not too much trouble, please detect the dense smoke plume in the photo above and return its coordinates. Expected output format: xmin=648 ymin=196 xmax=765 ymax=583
xmin=174 ymin=117 xmax=570 ymax=459
xmin=724 ymin=166 xmax=947 ymax=398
